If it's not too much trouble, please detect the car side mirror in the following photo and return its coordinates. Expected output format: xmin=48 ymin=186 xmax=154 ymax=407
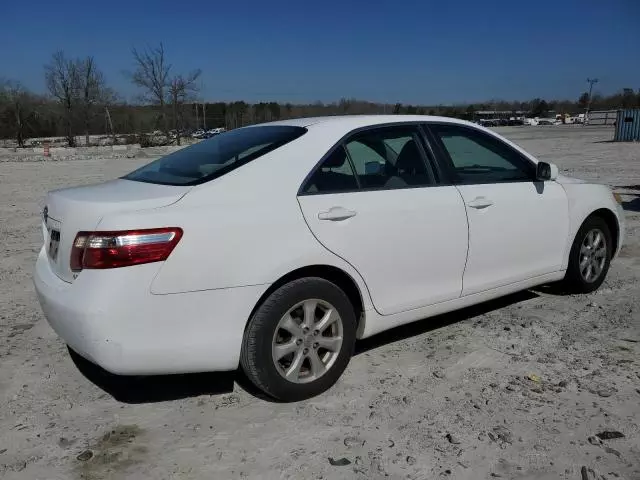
xmin=536 ymin=161 xmax=558 ymax=181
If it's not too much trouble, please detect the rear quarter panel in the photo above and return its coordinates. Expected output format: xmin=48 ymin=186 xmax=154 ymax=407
xmin=95 ymin=129 xmax=375 ymax=312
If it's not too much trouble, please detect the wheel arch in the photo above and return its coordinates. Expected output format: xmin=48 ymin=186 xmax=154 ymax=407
xmin=245 ymin=265 xmax=366 ymax=336
xmin=585 ymin=208 xmax=620 ymax=256
xmin=562 ymin=183 xmax=623 ymax=263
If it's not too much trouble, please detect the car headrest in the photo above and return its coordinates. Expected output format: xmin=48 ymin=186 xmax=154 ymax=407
xmin=395 ymin=140 xmax=424 ymax=173
xmin=323 ymin=148 xmax=347 ymax=168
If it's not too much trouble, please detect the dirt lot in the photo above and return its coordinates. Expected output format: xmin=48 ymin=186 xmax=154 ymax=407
xmin=0 ymin=125 xmax=638 ymax=480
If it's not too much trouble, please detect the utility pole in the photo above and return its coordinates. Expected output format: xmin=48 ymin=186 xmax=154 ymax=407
xmin=195 ymin=102 xmax=199 ymax=129
xmin=203 ymin=102 xmax=206 ymax=130
xmin=584 ymin=78 xmax=598 ymax=126
xmin=105 ymin=106 xmax=115 ymax=143
xmin=200 ymin=79 xmax=206 ymax=130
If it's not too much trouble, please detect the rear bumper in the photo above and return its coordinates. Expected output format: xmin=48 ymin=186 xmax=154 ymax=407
xmin=33 ymin=248 xmax=268 ymax=375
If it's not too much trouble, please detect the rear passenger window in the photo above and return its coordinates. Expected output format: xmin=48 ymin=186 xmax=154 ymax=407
xmin=345 ymin=127 xmax=434 ymax=189
xmin=303 ymin=146 xmax=358 ymax=193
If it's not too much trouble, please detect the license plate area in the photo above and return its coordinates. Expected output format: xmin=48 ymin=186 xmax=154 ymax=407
xmin=48 ymin=228 xmax=61 ymax=261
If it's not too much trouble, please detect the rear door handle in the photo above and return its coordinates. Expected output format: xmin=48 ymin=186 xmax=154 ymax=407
xmin=467 ymin=197 xmax=494 ymax=209
xmin=318 ymin=207 xmax=357 ymax=221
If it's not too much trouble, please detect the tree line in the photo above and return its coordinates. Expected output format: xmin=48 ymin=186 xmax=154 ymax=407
xmin=1 ymin=44 xmax=640 ymax=146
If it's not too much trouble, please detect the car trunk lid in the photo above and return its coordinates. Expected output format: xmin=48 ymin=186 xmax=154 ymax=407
xmin=42 ymin=179 xmax=191 ymax=283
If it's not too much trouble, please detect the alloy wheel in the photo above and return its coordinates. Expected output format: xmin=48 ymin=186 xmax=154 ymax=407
xmin=271 ymin=299 xmax=343 ymax=384
xmin=579 ymin=228 xmax=607 ymax=283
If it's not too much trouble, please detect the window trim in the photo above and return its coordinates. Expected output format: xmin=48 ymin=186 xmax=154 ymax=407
xmin=298 ymin=122 xmax=442 ymax=196
xmin=417 ymin=124 xmax=450 ymax=185
xmin=345 ymin=145 xmax=362 ymax=190
xmin=423 ymin=122 xmax=537 ymax=185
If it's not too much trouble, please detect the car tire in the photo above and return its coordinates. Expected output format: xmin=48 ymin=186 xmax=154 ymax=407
xmin=562 ymin=215 xmax=613 ymax=294
xmin=240 ymin=277 xmax=357 ymax=401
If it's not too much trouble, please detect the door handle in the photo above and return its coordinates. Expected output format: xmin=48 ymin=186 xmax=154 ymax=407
xmin=318 ymin=207 xmax=357 ymax=221
xmin=467 ymin=197 xmax=494 ymax=209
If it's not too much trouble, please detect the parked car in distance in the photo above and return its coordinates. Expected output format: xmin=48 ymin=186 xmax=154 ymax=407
xmin=191 ymin=128 xmax=227 ymax=139
xmin=478 ymin=119 xmax=498 ymax=127
xmin=34 ymin=115 xmax=625 ymax=401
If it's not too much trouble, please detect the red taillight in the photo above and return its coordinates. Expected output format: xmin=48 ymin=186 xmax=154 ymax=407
xmin=70 ymin=228 xmax=183 ymax=271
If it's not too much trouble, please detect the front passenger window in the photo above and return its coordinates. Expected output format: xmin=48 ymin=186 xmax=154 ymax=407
xmin=429 ymin=124 xmax=535 ymax=184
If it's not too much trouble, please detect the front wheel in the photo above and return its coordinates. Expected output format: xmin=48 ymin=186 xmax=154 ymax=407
xmin=240 ymin=277 xmax=357 ymax=401
xmin=562 ymin=216 xmax=612 ymax=293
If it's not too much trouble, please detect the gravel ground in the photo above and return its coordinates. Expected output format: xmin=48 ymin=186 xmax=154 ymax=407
xmin=0 ymin=125 xmax=638 ymax=480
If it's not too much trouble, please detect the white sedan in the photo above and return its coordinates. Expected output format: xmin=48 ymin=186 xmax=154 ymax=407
xmin=34 ymin=115 xmax=625 ymax=401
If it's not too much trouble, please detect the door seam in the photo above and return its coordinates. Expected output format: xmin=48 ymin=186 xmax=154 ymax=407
xmin=454 ymin=185 xmax=471 ymax=297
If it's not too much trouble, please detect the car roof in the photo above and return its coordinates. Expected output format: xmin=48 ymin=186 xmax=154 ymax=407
xmin=244 ymin=114 xmax=540 ymax=169
xmin=248 ymin=114 xmax=474 ymax=130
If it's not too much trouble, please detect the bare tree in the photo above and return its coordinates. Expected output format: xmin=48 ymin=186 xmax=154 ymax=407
xmin=0 ymin=80 xmax=39 ymax=147
xmin=130 ymin=43 xmax=171 ymax=136
xmin=45 ymin=51 xmax=81 ymax=146
xmin=129 ymin=43 xmax=203 ymax=143
xmin=168 ymin=70 xmax=201 ymax=145
xmin=79 ymin=57 xmax=112 ymax=146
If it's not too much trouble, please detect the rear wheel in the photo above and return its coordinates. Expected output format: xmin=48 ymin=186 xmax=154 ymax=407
xmin=240 ymin=277 xmax=356 ymax=401
xmin=562 ymin=216 xmax=612 ymax=293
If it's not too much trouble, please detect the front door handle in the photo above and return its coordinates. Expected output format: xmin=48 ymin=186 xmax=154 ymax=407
xmin=467 ymin=197 xmax=494 ymax=209
xmin=318 ymin=207 xmax=357 ymax=221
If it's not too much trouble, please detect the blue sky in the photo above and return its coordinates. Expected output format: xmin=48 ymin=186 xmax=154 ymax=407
xmin=2 ymin=0 xmax=638 ymax=104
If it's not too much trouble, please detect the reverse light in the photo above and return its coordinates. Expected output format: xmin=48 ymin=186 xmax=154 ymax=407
xmin=70 ymin=228 xmax=183 ymax=271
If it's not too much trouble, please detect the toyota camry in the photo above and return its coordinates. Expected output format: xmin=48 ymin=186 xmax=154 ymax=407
xmin=34 ymin=115 xmax=625 ymax=401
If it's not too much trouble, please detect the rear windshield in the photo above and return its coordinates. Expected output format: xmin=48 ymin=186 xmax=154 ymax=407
xmin=123 ymin=125 xmax=307 ymax=186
